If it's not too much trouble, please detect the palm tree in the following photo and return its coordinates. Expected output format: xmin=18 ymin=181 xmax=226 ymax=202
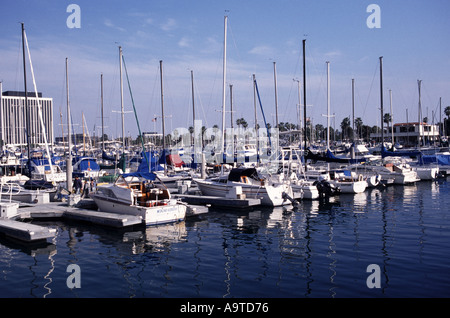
xmin=340 ymin=117 xmax=351 ymax=140
xmin=445 ymin=106 xmax=450 ymax=119
xmin=355 ymin=117 xmax=363 ymax=139
xmin=236 ymin=118 xmax=248 ymax=129
xmin=445 ymin=106 xmax=450 ymax=136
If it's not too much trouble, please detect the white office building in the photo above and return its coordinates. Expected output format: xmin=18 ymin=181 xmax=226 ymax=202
xmin=0 ymin=85 xmax=54 ymax=147
xmin=371 ymin=122 xmax=440 ymax=146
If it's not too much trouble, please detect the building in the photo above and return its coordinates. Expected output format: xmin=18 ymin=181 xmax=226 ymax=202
xmin=0 ymin=85 xmax=54 ymax=147
xmin=370 ymin=122 xmax=440 ymax=146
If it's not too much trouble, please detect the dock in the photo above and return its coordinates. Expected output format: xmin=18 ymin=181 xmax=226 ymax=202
xmin=0 ymin=218 xmax=56 ymax=242
xmin=0 ymin=198 xmax=209 ymax=243
xmin=18 ymin=203 xmax=144 ymax=228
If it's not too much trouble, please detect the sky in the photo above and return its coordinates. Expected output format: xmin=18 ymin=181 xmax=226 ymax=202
xmin=1 ymin=0 xmax=449 ymax=140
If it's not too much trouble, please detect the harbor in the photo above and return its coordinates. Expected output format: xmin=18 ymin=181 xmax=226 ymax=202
xmin=1 ymin=177 xmax=450 ymax=299
xmin=1 ymin=1 xmax=450 ymax=303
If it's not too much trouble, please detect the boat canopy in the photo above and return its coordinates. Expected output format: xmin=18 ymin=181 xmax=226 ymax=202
xmin=381 ymin=146 xmax=421 ymax=158
xmin=227 ymin=168 xmax=259 ymax=182
xmin=75 ymin=157 xmax=100 ymax=171
xmin=122 ymin=171 xmax=157 ymax=180
xmin=418 ymin=154 xmax=450 ymax=165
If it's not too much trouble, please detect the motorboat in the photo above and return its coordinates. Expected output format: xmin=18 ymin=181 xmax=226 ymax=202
xmin=0 ymin=180 xmax=55 ymax=204
xmin=346 ymin=164 xmax=382 ymax=188
xmin=366 ymin=160 xmax=420 ymax=185
xmin=90 ymin=171 xmax=186 ymax=225
xmin=194 ymin=167 xmax=294 ymax=207
xmin=28 ymin=153 xmax=66 ymax=183
xmin=0 ymin=152 xmax=29 ymax=185
xmin=328 ymin=170 xmax=367 ymax=194
xmin=286 ymin=173 xmax=319 ymax=200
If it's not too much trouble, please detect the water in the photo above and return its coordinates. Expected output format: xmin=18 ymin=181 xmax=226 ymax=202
xmin=1 ymin=178 xmax=450 ymax=299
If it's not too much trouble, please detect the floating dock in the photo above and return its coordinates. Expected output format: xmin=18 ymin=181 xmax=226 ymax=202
xmin=18 ymin=203 xmax=143 ymax=228
xmin=0 ymin=218 xmax=56 ymax=242
xmin=0 ymin=198 xmax=208 ymax=243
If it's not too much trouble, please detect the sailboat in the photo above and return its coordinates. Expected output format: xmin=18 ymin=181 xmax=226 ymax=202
xmin=0 ymin=24 xmax=59 ymax=203
xmin=193 ymin=17 xmax=295 ymax=207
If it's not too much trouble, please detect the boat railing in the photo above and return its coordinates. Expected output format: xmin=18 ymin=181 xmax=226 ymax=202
xmin=0 ymin=182 xmax=22 ymax=203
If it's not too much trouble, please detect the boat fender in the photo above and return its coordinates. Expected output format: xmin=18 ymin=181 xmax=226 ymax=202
xmin=358 ymin=174 xmax=363 ymax=182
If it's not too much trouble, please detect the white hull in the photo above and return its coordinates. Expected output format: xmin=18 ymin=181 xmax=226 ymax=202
xmin=194 ymin=179 xmax=292 ymax=206
xmin=388 ymin=171 xmax=420 ymax=184
xmin=92 ymin=195 xmax=186 ymax=225
xmin=356 ymin=163 xmax=420 ymax=185
xmin=365 ymin=175 xmax=380 ymax=187
xmin=291 ymin=183 xmax=319 ymax=200
xmin=0 ymin=187 xmax=51 ymax=204
xmin=331 ymin=180 xmax=367 ymax=194
xmin=413 ymin=166 xmax=439 ymax=180
xmin=32 ymin=172 xmax=67 ymax=183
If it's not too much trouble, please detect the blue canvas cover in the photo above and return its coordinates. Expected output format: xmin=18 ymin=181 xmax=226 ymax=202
xmin=122 ymin=171 xmax=156 ymax=180
xmin=78 ymin=158 xmax=100 ymax=171
xmin=418 ymin=154 xmax=450 ymax=165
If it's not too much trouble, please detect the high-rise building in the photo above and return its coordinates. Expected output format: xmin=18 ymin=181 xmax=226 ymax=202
xmin=0 ymin=83 xmax=54 ymax=147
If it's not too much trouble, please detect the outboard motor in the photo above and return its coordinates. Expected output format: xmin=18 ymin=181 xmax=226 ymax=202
xmin=314 ymin=180 xmax=339 ymax=199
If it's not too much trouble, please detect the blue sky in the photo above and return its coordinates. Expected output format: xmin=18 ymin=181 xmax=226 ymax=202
xmin=1 ymin=0 xmax=449 ymax=140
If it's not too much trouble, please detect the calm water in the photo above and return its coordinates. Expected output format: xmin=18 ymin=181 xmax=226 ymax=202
xmin=1 ymin=177 xmax=450 ymax=299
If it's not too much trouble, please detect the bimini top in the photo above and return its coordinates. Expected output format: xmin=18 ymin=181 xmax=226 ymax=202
xmin=227 ymin=167 xmax=259 ymax=182
xmin=121 ymin=171 xmax=157 ymax=180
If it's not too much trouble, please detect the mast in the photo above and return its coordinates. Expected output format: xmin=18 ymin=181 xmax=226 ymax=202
xmin=379 ymin=56 xmax=384 ymax=149
xmin=160 ymin=60 xmax=167 ymax=176
xmin=82 ymin=111 xmax=85 ymax=155
xmin=191 ymin=70 xmax=195 ymax=129
xmin=101 ymin=73 xmax=105 ymax=151
xmin=253 ymin=74 xmax=259 ymax=163
xmin=66 ymin=57 xmax=73 ymax=192
xmin=220 ymin=15 xmax=228 ymax=160
xmin=302 ymin=39 xmax=307 ymax=153
xmin=418 ymin=79 xmax=422 ymax=147
xmin=21 ymin=23 xmax=31 ymax=168
xmin=389 ymin=89 xmax=394 ymax=145
xmin=119 ymin=46 xmax=125 ymax=149
xmin=230 ymin=84 xmax=233 ymax=129
xmin=440 ymin=96 xmax=443 ymax=144
xmin=273 ymin=61 xmax=279 ymax=128
xmin=326 ymin=61 xmax=330 ymax=150
xmin=352 ymin=78 xmax=355 ymax=141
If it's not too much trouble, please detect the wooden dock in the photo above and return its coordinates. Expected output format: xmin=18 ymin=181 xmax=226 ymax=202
xmin=175 ymin=194 xmax=261 ymax=208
